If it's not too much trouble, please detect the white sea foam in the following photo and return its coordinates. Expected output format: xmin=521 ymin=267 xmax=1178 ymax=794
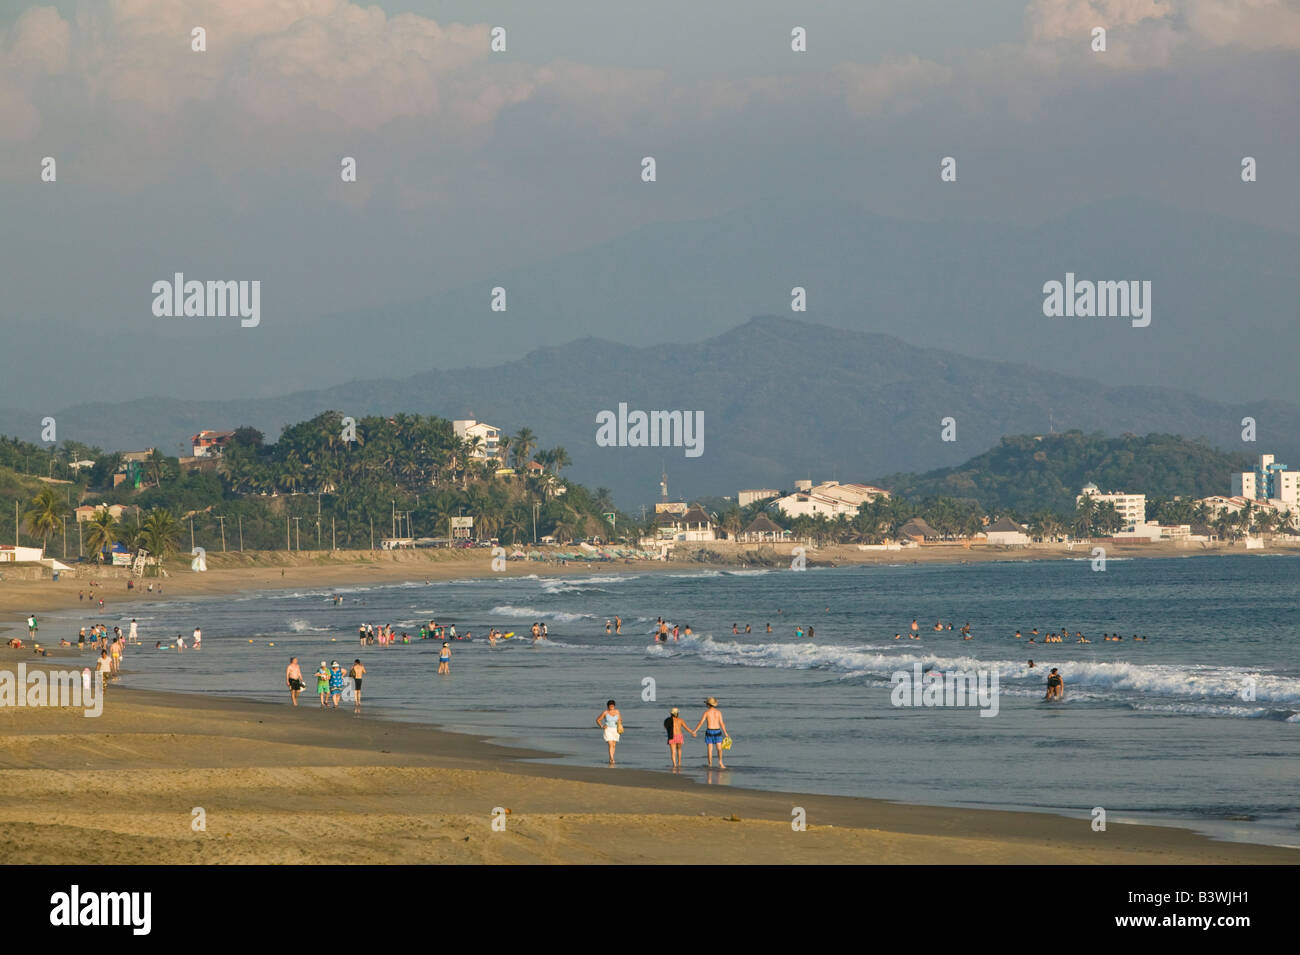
xmin=662 ymin=637 xmax=1300 ymax=713
xmin=489 ymin=605 xmax=592 ymax=624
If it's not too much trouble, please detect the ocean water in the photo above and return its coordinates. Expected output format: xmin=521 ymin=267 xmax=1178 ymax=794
xmin=29 ymin=555 xmax=1300 ymax=846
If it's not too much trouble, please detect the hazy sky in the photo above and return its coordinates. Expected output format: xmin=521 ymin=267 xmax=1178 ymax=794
xmin=1 ymin=0 xmax=1297 ymax=399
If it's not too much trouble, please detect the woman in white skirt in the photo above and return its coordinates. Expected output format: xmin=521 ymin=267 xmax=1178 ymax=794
xmin=596 ymin=699 xmax=623 ymax=766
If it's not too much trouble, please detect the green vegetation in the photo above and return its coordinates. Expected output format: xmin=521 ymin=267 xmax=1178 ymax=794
xmin=0 ymin=412 xmax=629 ymax=558
xmin=699 ymin=432 xmax=1286 ymax=545
xmin=874 ymin=432 xmax=1252 ymax=515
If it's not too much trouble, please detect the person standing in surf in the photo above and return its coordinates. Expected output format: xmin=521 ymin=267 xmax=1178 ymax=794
xmin=693 ymin=698 xmax=730 ymax=770
xmin=438 ymin=644 xmax=451 ymax=674
xmin=1044 ymin=668 xmax=1064 ymax=701
xmin=664 ymin=706 xmax=695 ymax=771
xmin=597 ymin=699 xmax=623 ymax=766
xmin=349 ymin=659 xmax=366 ymax=711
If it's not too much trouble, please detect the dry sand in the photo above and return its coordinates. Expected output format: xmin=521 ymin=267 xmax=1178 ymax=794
xmin=0 ymin=669 xmax=1294 ymax=865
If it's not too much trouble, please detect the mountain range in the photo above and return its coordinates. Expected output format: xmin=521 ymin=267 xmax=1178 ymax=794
xmin=3 ymin=197 xmax=1296 ymax=406
xmin=3 ymin=317 xmax=1294 ymax=508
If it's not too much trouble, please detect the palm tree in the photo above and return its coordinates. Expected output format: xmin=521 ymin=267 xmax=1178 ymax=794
xmin=550 ymin=446 xmax=571 ymax=476
xmin=137 ymin=508 xmax=182 ymax=572
xmin=512 ymin=428 xmax=536 ymax=469
xmin=145 ymin=448 xmax=169 ymax=488
xmin=83 ymin=509 xmax=120 ymax=563
xmin=24 ymin=486 xmax=68 ymax=556
xmin=1072 ymin=496 xmax=1098 ymax=538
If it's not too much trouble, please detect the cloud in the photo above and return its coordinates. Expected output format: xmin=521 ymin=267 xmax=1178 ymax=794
xmin=1027 ymin=0 xmax=1176 ymax=42
xmin=1 ymin=0 xmax=1293 ymax=191
xmin=833 ymin=55 xmax=953 ymax=117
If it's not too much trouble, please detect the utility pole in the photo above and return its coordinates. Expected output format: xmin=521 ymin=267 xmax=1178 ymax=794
xmin=238 ymin=514 xmax=244 ymax=552
xmin=216 ymin=515 xmax=226 ymax=552
xmin=62 ymin=516 xmax=67 ymax=559
xmin=317 ymin=493 xmax=322 ymax=549
xmin=189 ymin=516 xmax=195 ymax=552
xmin=287 ymin=517 xmax=291 ymax=552
xmin=533 ymin=502 xmax=539 ymax=544
xmin=78 ymin=518 xmax=83 ymax=558
xmin=293 ymin=516 xmax=301 ymax=551
xmin=391 ymin=500 xmax=396 ymax=538
xmin=14 ymin=500 xmax=18 ymax=546
xmin=332 ymin=516 xmax=336 ymax=552
xmin=369 ymin=517 xmax=374 ymax=550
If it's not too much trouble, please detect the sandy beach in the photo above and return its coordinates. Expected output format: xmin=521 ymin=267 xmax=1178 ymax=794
xmin=0 ymin=659 xmax=1295 ymax=865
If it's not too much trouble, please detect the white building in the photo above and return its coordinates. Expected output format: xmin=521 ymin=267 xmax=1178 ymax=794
xmin=1232 ymin=454 xmax=1299 ymax=507
xmin=191 ymin=430 xmax=235 ymax=457
xmin=453 ymin=419 xmax=502 ymax=460
xmin=653 ymin=506 xmax=716 ymax=542
xmin=738 ymin=489 xmax=780 ymax=508
xmin=0 ymin=545 xmax=45 ymax=562
xmin=774 ymin=482 xmax=890 ymax=520
xmin=1077 ymin=483 xmax=1146 ymax=530
xmin=984 ymin=517 xmax=1030 ymax=546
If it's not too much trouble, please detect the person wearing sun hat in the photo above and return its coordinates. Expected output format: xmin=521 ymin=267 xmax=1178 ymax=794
xmin=328 ymin=661 xmax=345 ymax=708
xmin=313 ymin=661 xmax=330 ymax=707
xmin=692 ymin=697 xmax=730 ymax=769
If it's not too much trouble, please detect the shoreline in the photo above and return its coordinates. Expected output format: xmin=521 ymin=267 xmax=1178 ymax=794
xmin=4 ymin=549 xmax=1296 ymax=862
xmin=4 ymin=541 xmax=1294 ymax=627
xmin=1 ymin=674 xmax=1294 ymax=864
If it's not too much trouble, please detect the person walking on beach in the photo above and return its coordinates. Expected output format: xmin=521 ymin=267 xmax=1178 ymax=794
xmin=97 ymin=649 xmax=112 ymax=690
xmin=349 ymin=659 xmax=366 ymax=711
xmin=129 ymin=619 xmax=138 ymax=643
xmin=27 ymin=614 xmax=37 ymax=638
xmin=664 ymin=706 xmax=696 ymax=771
xmin=328 ymin=661 xmax=345 ymax=708
xmin=314 ymin=661 xmax=330 ymax=707
xmin=110 ymin=636 xmax=122 ymax=679
xmin=693 ymin=698 xmax=730 ymax=770
xmin=438 ymin=644 xmax=451 ymax=674
xmin=286 ymin=658 xmax=304 ymax=706
xmin=596 ymin=700 xmax=623 ymax=766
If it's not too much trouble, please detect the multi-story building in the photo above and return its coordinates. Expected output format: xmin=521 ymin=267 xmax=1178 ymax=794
xmin=191 ymin=430 xmax=235 ymax=457
xmin=738 ymin=489 xmax=780 ymax=509
xmin=1232 ymin=454 xmax=1299 ymax=507
xmin=1077 ymin=483 xmax=1146 ymax=529
xmin=774 ymin=481 xmax=890 ymax=520
xmin=453 ymin=419 xmax=502 ymax=460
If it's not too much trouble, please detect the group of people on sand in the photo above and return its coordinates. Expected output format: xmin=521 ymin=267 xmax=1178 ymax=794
xmin=597 ymin=697 xmax=732 ymax=771
xmin=285 ymin=657 xmax=366 ymax=711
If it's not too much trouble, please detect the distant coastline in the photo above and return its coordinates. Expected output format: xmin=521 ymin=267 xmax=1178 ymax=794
xmin=4 ymin=540 xmax=1297 ymax=627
